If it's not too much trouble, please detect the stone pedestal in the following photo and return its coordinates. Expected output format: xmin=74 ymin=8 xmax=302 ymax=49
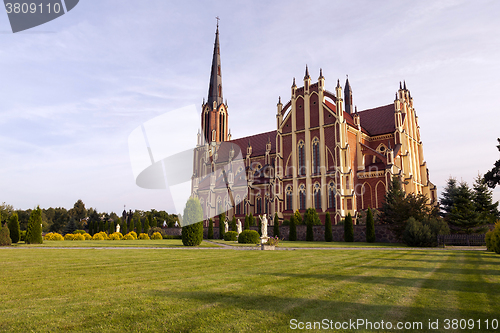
xmin=260 ymin=236 xmax=269 ymax=244
xmin=261 ymin=244 xmax=275 ymax=250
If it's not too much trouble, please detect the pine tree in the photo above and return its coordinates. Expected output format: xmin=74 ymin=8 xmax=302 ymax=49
xmin=208 ymin=218 xmax=214 ymax=239
xmin=122 ymin=219 xmax=128 ymax=234
xmin=136 ymin=218 xmax=142 ymax=234
xmin=366 ymin=208 xmax=375 ymax=243
xmin=485 ymin=138 xmax=500 ymax=189
xmin=26 ymin=206 xmax=43 ymax=244
xmin=273 ymin=213 xmax=280 ymax=238
xmin=440 ymin=177 xmax=459 ymax=218
xmin=448 ymin=181 xmax=483 ymax=233
xmin=344 ymin=213 xmax=354 ymax=242
xmin=324 ymin=212 xmax=332 ymax=242
xmin=473 ymin=174 xmax=499 ymax=223
xmin=8 ymin=212 xmax=20 ymax=244
xmin=289 ymin=215 xmax=297 ymax=241
xmin=218 ymin=213 xmax=225 ymax=239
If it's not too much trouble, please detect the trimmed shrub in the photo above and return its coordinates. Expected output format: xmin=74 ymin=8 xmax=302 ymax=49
xmin=366 ymin=208 xmax=375 ymax=243
xmin=249 ymin=213 xmax=255 ymax=227
xmin=73 ymin=230 xmax=86 ymax=235
xmin=219 ymin=213 xmax=226 ymax=240
xmin=305 ymin=208 xmax=318 ymax=241
xmin=26 ymin=206 xmax=43 ymax=244
xmin=92 ymin=233 xmax=105 ymax=240
xmin=324 ymin=212 xmax=332 ymax=242
xmin=244 ymin=215 xmax=250 ymax=230
xmin=208 ymin=218 xmax=214 ymax=239
xmin=282 ymin=219 xmax=290 ymax=226
xmin=403 ymin=217 xmax=434 ymax=247
xmin=238 ymin=230 xmax=260 ymax=244
xmin=44 ymin=232 xmax=64 ymax=241
xmin=151 ymin=232 xmax=162 ymax=240
xmin=83 ymin=233 xmax=92 ymax=240
xmin=181 ymin=197 xmax=204 ymax=246
xmin=73 ymin=234 xmax=85 ymax=241
xmin=0 ymin=223 xmax=12 ymax=246
xmin=8 ymin=213 xmax=20 ymax=244
xmin=486 ymin=222 xmax=500 ymax=254
xmin=123 ymin=233 xmax=135 ymax=240
xmin=64 ymin=233 xmax=75 ymax=241
xmin=231 ymin=216 xmax=237 ymax=232
xmin=294 ymin=210 xmax=303 ymax=225
xmin=128 ymin=231 xmax=137 ymax=239
xmin=138 ymin=233 xmax=150 ymax=240
xmin=344 ymin=213 xmax=354 ymax=242
xmin=224 ymin=231 xmax=238 ymax=241
xmin=273 ymin=213 xmax=280 ymax=238
xmin=108 ymin=232 xmax=123 ymax=240
xmin=289 ymin=216 xmax=297 ymax=241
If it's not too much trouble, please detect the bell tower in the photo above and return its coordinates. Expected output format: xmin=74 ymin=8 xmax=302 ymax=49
xmin=201 ymin=18 xmax=229 ymax=145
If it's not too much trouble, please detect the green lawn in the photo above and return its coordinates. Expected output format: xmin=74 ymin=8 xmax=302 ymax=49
xmin=0 ymin=248 xmax=498 ymax=332
xmin=10 ymin=239 xmax=221 ymax=248
xmin=208 ymin=239 xmax=406 ymax=248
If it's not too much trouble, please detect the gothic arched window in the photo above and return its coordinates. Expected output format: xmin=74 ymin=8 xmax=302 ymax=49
xmin=286 ymin=185 xmax=293 ymax=211
xmin=256 ymin=195 xmax=262 ymax=215
xmin=328 ymin=181 xmax=336 ymax=209
xmin=298 ymin=140 xmax=305 ymax=176
xmin=299 ymin=184 xmax=306 ymax=210
xmin=314 ymin=182 xmax=321 ymax=210
xmin=312 ymin=138 xmax=320 ymax=174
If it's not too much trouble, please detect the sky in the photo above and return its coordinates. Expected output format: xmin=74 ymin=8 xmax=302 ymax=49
xmin=0 ymin=0 xmax=499 ymax=214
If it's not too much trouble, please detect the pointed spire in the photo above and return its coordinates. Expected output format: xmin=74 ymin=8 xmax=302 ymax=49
xmin=399 ymin=81 xmax=402 ymax=90
xmin=278 ymin=96 xmax=281 ymax=104
xmin=207 ymin=21 xmax=223 ymax=107
xmin=336 ymin=79 xmax=340 ymax=88
xmin=319 ymin=68 xmax=324 ymax=79
xmin=304 ymin=64 xmax=310 ymax=79
xmin=355 ymin=105 xmax=358 ymax=114
xmin=292 ymin=77 xmax=296 ymax=87
xmin=403 ymin=80 xmax=407 ymax=90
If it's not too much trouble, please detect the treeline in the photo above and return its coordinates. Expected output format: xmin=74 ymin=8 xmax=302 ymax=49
xmin=0 ymin=199 xmax=179 ymax=235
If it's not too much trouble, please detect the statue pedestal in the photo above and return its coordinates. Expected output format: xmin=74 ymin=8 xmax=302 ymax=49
xmin=260 ymin=236 xmax=269 ymax=244
xmin=261 ymin=244 xmax=275 ymax=250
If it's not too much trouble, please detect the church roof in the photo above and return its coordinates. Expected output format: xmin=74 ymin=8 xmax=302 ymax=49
xmin=357 ymin=104 xmax=396 ymax=136
xmin=230 ymin=130 xmax=277 ymax=157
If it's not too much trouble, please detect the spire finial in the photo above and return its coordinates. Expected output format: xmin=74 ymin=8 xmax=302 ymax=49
xmin=319 ymin=68 xmax=323 ymax=78
xmin=336 ymin=79 xmax=340 ymax=88
xmin=216 ymin=16 xmax=220 ymax=30
xmin=355 ymin=105 xmax=358 ymax=114
xmin=278 ymin=96 xmax=281 ymax=104
xmin=305 ymin=64 xmax=310 ymax=78
xmin=403 ymin=80 xmax=407 ymax=90
xmin=399 ymin=81 xmax=402 ymax=90
xmin=292 ymin=77 xmax=296 ymax=87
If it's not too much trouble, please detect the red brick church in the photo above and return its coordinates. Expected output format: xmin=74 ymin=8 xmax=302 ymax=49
xmin=191 ymin=24 xmax=437 ymax=225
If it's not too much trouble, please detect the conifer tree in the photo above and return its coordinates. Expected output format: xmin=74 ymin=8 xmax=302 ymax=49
xmin=289 ymin=215 xmax=297 ymax=241
xmin=324 ymin=212 xmax=332 ymax=242
xmin=294 ymin=210 xmax=303 ymax=225
xmin=257 ymin=216 xmax=262 ymax=236
xmin=273 ymin=212 xmax=280 ymax=238
xmin=8 ymin=212 xmax=20 ymax=244
xmin=244 ymin=215 xmax=249 ymax=230
xmin=26 ymin=206 xmax=43 ymax=244
xmin=344 ymin=213 xmax=354 ymax=242
xmin=109 ymin=220 xmax=115 ymax=234
xmin=64 ymin=217 xmax=77 ymax=235
xmin=0 ymin=222 xmax=11 ymax=246
xmin=485 ymin=138 xmax=500 ymax=189
xmin=218 ymin=212 xmax=225 ymax=239
xmin=231 ymin=215 xmax=237 ymax=232
xmin=122 ymin=219 xmax=128 ymax=234
xmin=208 ymin=218 xmax=214 ymax=239
xmin=305 ymin=208 xmax=318 ymax=241
xmin=129 ymin=217 xmax=134 ymax=234
xmin=144 ymin=215 xmax=150 ymax=234
xmin=136 ymin=218 xmax=142 ymax=234
xmin=181 ymin=197 xmax=203 ymax=246
xmin=249 ymin=213 xmax=255 ymax=226
xmin=366 ymin=208 xmax=375 ymax=243
xmin=104 ymin=220 xmax=109 ymax=234
xmin=473 ymin=174 xmax=499 ymax=223
xmin=448 ymin=181 xmax=483 ymax=233
xmin=440 ymin=177 xmax=459 ymax=218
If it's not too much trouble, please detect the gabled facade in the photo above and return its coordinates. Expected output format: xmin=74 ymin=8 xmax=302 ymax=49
xmin=191 ymin=25 xmax=436 ymax=226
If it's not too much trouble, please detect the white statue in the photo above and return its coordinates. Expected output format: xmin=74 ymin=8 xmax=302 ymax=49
xmin=163 ymin=221 xmax=167 ymax=227
xmin=260 ymin=214 xmax=268 ymax=238
xmin=116 ymin=224 xmax=120 ymax=233
xmin=237 ymin=219 xmax=242 ymax=235
xmin=224 ymin=219 xmax=229 ymax=233
xmin=174 ymin=221 xmax=179 ymax=227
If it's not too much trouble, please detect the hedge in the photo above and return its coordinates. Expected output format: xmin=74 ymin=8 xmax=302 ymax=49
xmin=238 ymin=230 xmax=260 ymax=244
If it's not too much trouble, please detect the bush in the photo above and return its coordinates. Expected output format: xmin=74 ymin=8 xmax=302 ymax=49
xmin=208 ymin=218 xmax=214 ymax=239
xmin=83 ymin=233 xmax=92 ymax=240
xmin=219 ymin=213 xmax=226 ymax=240
xmin=44 ymin=232 xmax=64 ymax=241
xmin=344 ymin=213 xmax=354 ymax=242
xmin=20 ymin=230 xmax=26 ymax=242
xmin=273 ymin=213 xmax=280 ymax=238
xmin=486 ymin=223 xmax=500 ymax=254
xmin=403 ymin=217 xmax=434 ymax=247
xmin=238 ymin=230 xmax=260 ymax=244
xmin=282 ymin=219 xmax=290 ymax=226
xmin=305 ymin=208 xmax=318 ymax=241
xmin=108 ymin=232 xmax=123 ymax=240
xmin=366 ymin=208 xmax=375 ymax=243
xmin=182 ymin=222 xmax=203 ymax=246
xmin=73 ymin=230 xmax=86 ymax=235
xmin=151 ymin=232 xmax=162 ymax=240
xmin=162 ymin=234 xmax=182 ymax=239
xmin=224 ymin=231 xmax=238 ymax=241
xmin=92 ymin=233 xmax=105 ymax=240
xmin=123 ymin=233 xmax=135 ymax=240
xmin=289 ymin=216 xmax=297 ymax=241
xmin=244 ymin=215 xmax=250 ymax=230
xmin=8 ymin=213 xmax=20 ymax=244
xmin=324 ymin=212 xmax=332 ymax=242
xmin=73 ymin=234 xmax=85 ymax=241
xmin=128 ymin=231 xmax=137 ymax=239
xmin=182 ymin=197 xmax=204 ymax=246
xmin=0 ymin=223 xmax=12 ymax=246
xmin=138 ymin=233 xmax=150 ymax=240
xmin=64 ymin=233 xmax=75 ymax=241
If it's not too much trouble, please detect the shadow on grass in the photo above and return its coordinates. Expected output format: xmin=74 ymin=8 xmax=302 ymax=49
xmin=359 ymin=265 xmax=500 ymax=276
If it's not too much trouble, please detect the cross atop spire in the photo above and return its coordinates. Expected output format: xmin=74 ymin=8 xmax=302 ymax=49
xmin=216 ymin=16 xmax=220 ymax=29
xmin=207 ymin=21 xmax=223 ymax=108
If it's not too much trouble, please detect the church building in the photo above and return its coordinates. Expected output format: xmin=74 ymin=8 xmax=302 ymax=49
xmin=191 ymin=24 xmax=437 ymax=225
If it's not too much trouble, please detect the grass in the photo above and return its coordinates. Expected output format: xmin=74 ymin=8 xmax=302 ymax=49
xmin=206 ymin=239 xmax=406 ymax=248
xmin=11 ymin=240 xmax=221 ymax=248
xmin=0 ymin=248 xmax=499 ymax=332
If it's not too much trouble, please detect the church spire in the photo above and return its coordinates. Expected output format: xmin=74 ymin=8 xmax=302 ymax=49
xmin=207 ymin=20 xmax=223 ymax=107
xmin=344 ymin=75 xmax=353 ymax=114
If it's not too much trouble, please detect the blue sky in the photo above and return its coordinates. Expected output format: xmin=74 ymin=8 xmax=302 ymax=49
xmin=0 ymin=0 xmax=499 ymax=214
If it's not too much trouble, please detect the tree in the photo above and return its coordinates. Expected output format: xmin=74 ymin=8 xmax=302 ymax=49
xmin=485 ymin=138 xmax=500 ymax=188
xmin=231 ymin=216 xmax=237 ymax=232
xmin=88 ymin=209 xmax=100 ymax=235
xmin=257 ymin=216 xmax=262 ymax=236
xmin=64 ymin=217 xmax=77 ymax=235
xmin=8 ymin=212 xmax=20 ymax=244
xmin=473 ymin=174 xmax=499 ymax=223
xmin=440 ymin=177 xmax=459 ymax=218
xmin=273 ymin=213 xmax=280 ymax=238
xmin=144 ymin=214 xmax=151 ymax=234
xmin=109 ymin=220 xmax=115 ymax=234
xmin=219 ymin=212 xmax=226 ymax=240
xmin=289 ymin=215 xmax=297 ymax=241
xmin=0 ymin=221 xmax=11 ymax=246
xmin=304 ymin=208 xmax=318 ymax=241
xmin=25 ymin=206 xmax=43 ymax=244
xmin=181 ymin=197 xmax=203 ymax=246
xmin=294 ymin=210 xmax=303 ymax=225
xmin=129 ymin=216 xmax=134 ymax=234
xmin=249 ymin=213 xmax=255 ymax=227
xmin=366 ymin=208 xmax=375 ymax=243
xmin=244 ymin=215 xmax=250 ymax=230
xmin=448 ymin=181 xmax=483 ymax=233
xmin=208 ymin=218 xmax=214 ymax=239
xmin=324 ymin=212 xmax=332 ymax=242
xmin=344 ymin=213 xmax=354 ymax=242
xmin=136 ymin=218 xmax=142 ymax=235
